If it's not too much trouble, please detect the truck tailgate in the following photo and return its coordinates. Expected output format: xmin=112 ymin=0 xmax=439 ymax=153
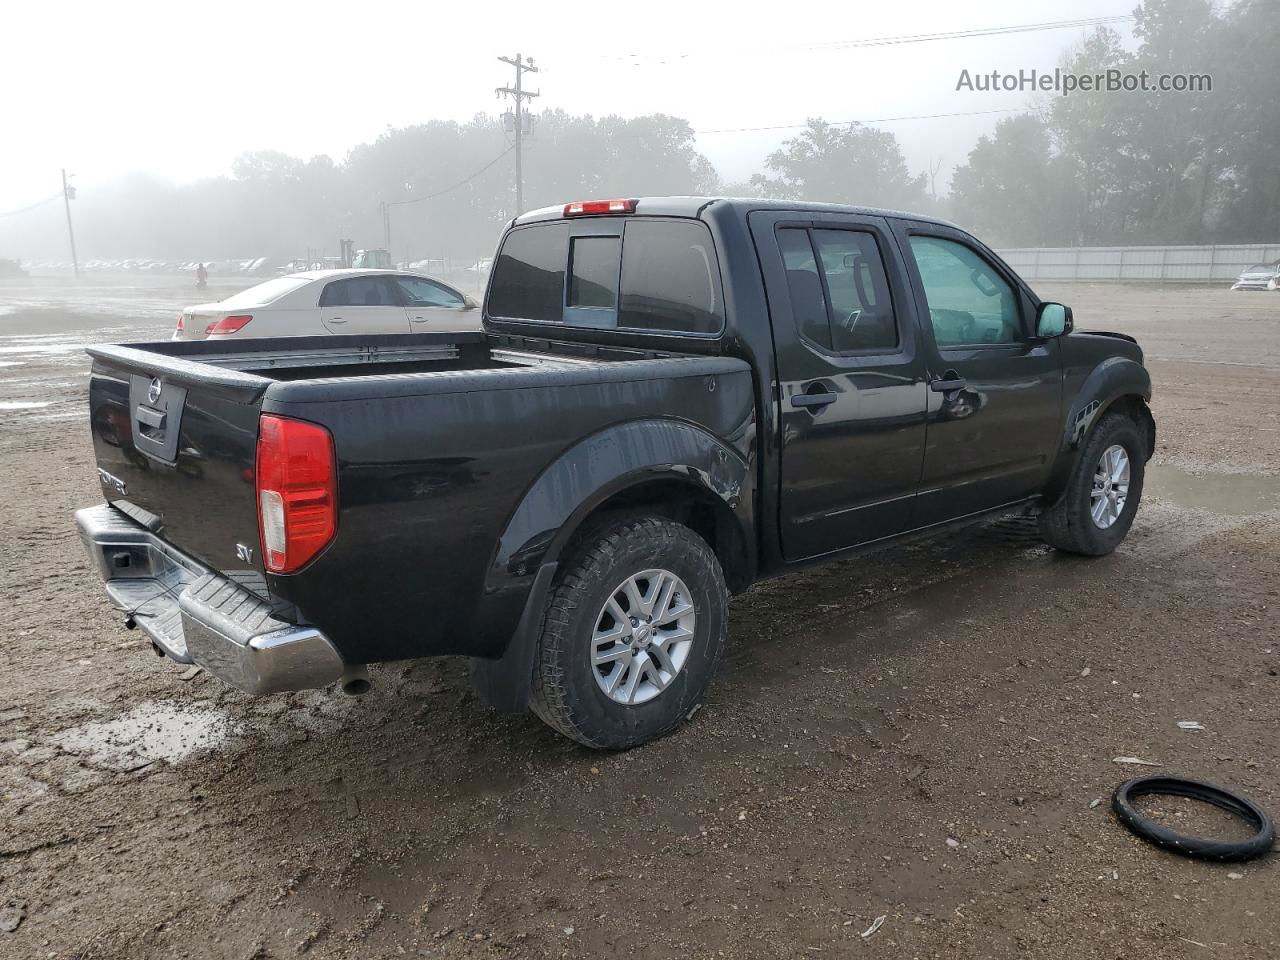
xmin=87 ymin=343 xmax=269 ymax=590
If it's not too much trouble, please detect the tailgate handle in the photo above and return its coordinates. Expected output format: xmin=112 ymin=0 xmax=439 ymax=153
xmin=136 ymin=405 xmax=167 ymax=431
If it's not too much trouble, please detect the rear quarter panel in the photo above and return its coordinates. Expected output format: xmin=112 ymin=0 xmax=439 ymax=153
xmin=263 ymin=357 xmax=756 ymax=663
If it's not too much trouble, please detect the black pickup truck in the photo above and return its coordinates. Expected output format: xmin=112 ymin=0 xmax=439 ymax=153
xmin=77 ymin=197 xmax=1154 ymax=748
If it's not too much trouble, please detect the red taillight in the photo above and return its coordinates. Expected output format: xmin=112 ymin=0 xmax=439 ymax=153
xmin=563 ymin=199 xmax=636 ymax=217
xmin=255 ymin=414 xmax=337 ymax=574
xmin=175 ymin=314 xmax=185 ymax=333
xmin=207 ymin=314 xmax=253 ymax=336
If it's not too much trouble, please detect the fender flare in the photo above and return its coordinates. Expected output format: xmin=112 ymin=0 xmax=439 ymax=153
xmin=470 ymin=418 xmax=753 ymax=712
xmin=1064 ymin=356 xmax=1151 ymax=449
xmin=1042 ymin=357 xmax=1153 ymax=507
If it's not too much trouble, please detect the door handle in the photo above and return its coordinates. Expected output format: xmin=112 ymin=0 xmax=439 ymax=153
xmin=791 ymin=392 xmax=837 ymax=409
xmin=930 ymin=376 xmax=967 ymax=393
xmin=328 ymin=317 xmax=347 ymax=324
xmin=410 ymin=316 xmax=428 ymax=323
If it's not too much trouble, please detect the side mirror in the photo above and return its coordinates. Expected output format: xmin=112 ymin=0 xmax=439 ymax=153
xmin=1036 ymin=302 xmax=1072 ymax=338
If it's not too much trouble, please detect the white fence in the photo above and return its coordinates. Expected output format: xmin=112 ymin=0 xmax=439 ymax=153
xmin=998 ymin=243 xmax=1280 ymax=283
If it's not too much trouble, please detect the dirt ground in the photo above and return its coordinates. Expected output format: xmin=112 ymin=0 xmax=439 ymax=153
xmin=2 ymin=276 xmax=1278 ymax=959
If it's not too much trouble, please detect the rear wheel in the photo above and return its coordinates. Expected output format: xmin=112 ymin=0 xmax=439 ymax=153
xmin=1039 ymin=411 xmax=1146 ymax=555
xmin=530 ymin=516 xmax=728 ymax=749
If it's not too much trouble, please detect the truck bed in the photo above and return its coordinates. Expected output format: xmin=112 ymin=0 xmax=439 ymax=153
xmin=84 ymin=331 xmax=754 ymax=666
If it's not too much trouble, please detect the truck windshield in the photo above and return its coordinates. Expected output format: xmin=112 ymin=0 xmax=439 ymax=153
xmin=488 ymin=218 xmax=724 ymax=335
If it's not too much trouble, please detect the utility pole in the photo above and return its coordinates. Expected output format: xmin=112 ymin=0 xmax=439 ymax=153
xmin=379 ymin=200 xmax=391 ymax=256
xmin=61 ymin=168 xmax=80 ymax=279
xmin=496 ymin=53 xmax=539 ymax=215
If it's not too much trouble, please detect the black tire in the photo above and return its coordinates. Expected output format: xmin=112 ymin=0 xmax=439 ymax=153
xmin=530 ymin=516 xmax=728 ymax=750
xmin=1112 ymin=776 xmax=1275 ymax=862
xmin=1040 ymin=411 xmax=1146 ymax=555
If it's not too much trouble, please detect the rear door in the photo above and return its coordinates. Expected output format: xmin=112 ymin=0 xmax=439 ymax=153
xmin=751 ymin=210 xmax=929 ymax=561
xmin=892 ymin=222 xmax=1062 ymax=525
xmin=318 ymin=275 xmax=410 ymax=334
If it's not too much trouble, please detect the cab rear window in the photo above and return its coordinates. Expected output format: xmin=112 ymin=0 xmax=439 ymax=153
xmin=487 ymin=223 xmax=568 ymax=323
xmin=488 ymin=218 xmax=724 ymax=335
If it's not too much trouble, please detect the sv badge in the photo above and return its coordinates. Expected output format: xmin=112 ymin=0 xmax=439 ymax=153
xmin=235 ymin=543 xmax=254 ymax=563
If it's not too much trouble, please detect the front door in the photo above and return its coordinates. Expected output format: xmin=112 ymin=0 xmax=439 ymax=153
xmin=317 ymin=275 xmax=411 ymax=334
xmin=392 ymin=275 xmax=472 ymax=331
xmin=751 ymin=211 xmax=930 ymax=561
xmin=892 ymin=223 xmax=1063 ymax=525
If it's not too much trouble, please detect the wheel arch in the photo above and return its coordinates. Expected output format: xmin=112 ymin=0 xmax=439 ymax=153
xmin=470 ymin=418 xmax=755 ymax=712
xmin=556 ymin=475 xmax=754 ymax=594
xmin=1042 ymin=357 xmax=1155 ymax=507
xmin=1063 ymin=357 xmax=1153 ymax=454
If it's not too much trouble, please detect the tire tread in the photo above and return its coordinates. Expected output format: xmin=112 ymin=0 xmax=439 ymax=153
xmin=529 ymin=516 xmax=726 ymax=749
xmin=1040 ymin=411 xmax=1145 ymax=555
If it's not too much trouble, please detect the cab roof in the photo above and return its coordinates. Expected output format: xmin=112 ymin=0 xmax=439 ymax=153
xmin=513 ymin=196 xmax=961 ymax=231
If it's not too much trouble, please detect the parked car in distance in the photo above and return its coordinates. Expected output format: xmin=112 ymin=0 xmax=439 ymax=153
xmin=79 ymin=196 xmax=1155 ymax=750
xmin=0 ymin=258 xmax=29 ymax=279
xmin=173 ymin=268 xmax=478 ymax=339
xmin=1230 ymin=259 xmax=1280 ymax=291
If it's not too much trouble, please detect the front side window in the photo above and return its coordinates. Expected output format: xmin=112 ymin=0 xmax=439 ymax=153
xmin=908 ymin=236 xmax=1021 ymax=347
xmin=320 ymin=276 xmax=398 ymax=307
xmin=397 ymin=276 xmax=464 ymax=308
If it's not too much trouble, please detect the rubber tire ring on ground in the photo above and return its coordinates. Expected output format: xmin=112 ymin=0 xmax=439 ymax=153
xmin=1112 ymin=776 xmax=1275 ymax=862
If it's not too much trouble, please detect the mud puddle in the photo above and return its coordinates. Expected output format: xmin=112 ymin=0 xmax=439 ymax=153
xmin=55 ymin=701 xmax=239 ymax=772
xmin=1146 ymin=463 xmax=1280 ymax=515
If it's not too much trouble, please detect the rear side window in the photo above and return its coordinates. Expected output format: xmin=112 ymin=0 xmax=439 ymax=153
xmin=487 ymin=218 xmax=723 ymax=335
xmin=778 ymin=227 xmax=898 ymax=353
xmin=778 ymin=228 xmax=830 ymax=349
xmin=488 ymin=223 xmax=569 ymax=323
xmin=812 ymin=230 xmax=897 ymax=352
xmin=320 ymin=276 xmax=399 ymax=307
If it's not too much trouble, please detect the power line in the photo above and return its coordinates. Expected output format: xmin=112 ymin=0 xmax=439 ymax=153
xmin=0 ymin=193 xmax=61 ymax=218
xmin=693 ymin=107 xmax=1027 ymax=137
xmin=784 ymin=15 xmax=1134 ymax=53
xmin=388 ymin=145 xmax=516 ymax=208
xmin=604 ymin=15 xmax=1134 ymax=64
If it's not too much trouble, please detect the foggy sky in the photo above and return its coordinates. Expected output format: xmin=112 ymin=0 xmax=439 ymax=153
xmin=4 ymin=0 xmax=1139 ymax=209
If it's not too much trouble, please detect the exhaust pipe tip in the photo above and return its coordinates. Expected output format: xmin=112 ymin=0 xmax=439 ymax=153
xmin=339 ymin=665 xmax=370 ymax=697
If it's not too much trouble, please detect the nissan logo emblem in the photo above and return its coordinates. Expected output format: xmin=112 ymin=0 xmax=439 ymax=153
xmin=148 ymin=378 xmax=162 ymax=404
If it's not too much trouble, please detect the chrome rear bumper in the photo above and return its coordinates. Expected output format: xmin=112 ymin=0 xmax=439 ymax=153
xmin=75 ymin=504 xmax=344 ymax=694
